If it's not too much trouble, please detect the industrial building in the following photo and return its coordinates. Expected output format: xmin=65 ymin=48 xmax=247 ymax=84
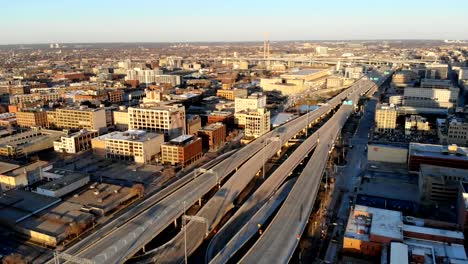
xmin=34 ymin=172 xmax=90 ymax=198
xmin=0 ymin=161 xmax=48 ymax=191
xmin=92 ymin=130 xmax=164 ymax=164
xmin=112 ymin=106 xmax=129 ymax=131
xmin=187 ymin=115 xmax=202 ymax=136
xmin=160 ymin=135 xmax=202 ymax=166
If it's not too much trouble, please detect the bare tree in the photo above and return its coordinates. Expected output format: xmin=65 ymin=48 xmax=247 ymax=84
xmin=162 ymin=167 xmax=176 ymax=178
xmin=2 ymin=254 xmax=27 ymax=264
xmin=130 ymin=183 xmax=145 ymax=198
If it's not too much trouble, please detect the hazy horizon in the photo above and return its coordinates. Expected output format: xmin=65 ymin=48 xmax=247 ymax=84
xmin=2 ymin=0 xmax=468 ymax=45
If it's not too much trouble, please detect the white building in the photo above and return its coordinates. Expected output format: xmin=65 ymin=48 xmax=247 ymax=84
xmin=234 ymin=93 xmax=267 ymax=113
xmin=125 ymin=69 xmax=180 ymax=86
xmin=91 ymin=130 xmax=164 ymax=164
xmin=35 ymin=173 xmax=90 ymax=198
xmin=53 ymin=129 xmax=99 ymax=154
xmin=128 ymin=104 xmax=186 ymax=139
xmin=236 ymin=108 xmax=270 ymax=138
xmin=403 ymin=86 xmax=459 ymax=109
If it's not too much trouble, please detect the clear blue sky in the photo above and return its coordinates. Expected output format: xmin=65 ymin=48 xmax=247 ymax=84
xmin=2 ymin=0 xmax=468 ymax=44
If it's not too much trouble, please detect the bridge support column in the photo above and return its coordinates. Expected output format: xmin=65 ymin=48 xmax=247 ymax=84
xmin=199 ymin=198 xmax=202 ymax=206
xmin=142 ymin=245 xmax=146 ymax=253
xmin=174 ymin=219 xmax=178 ymax=228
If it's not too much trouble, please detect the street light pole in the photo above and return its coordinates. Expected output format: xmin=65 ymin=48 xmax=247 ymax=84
xmin=183 ymin=201 xmax=187 ymax=264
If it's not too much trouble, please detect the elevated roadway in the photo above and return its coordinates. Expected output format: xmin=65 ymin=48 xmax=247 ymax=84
xmin=240 ymin=72 xmax=391 ymax=263
xmin=70 ymin=78 xmax=356 ymax=263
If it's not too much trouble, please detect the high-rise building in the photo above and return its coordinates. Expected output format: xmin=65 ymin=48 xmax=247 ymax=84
xmin=375 ymin=103 xmax=397 ymax=133
xmin=128 ymin=104 xmax=186 ymax=139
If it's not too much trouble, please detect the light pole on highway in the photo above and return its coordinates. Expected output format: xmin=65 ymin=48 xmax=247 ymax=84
xmin=183 ymin=201 xmax=187 ymax=264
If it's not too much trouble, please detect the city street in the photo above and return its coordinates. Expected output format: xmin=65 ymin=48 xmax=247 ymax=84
xmin=323 ymin=95 xmax=378 ymax=263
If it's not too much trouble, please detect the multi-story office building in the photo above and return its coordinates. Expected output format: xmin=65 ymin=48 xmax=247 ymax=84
xmin=187 ymin=115 xmax=202 ymax=136
xmin=91 ymin=130 xmax=164 ymax=164
xmin=217 ymin=89 xmax=248 ymax=101
xmin=112 ymin=107 xmax=129 ymax=131
xmin=315 ymin=46 xmax=328 ymax=56
xmin=107 ymin=89 xmax=124 ymax=103
xmin=425 ymin=64 xmax=449 ymax=79
xmin=234 ymin=93 xmax=267 ymax=113
xmin=419 ymin=164 xmax=468 ymax=205
xmin=125 ymin=69 xmax=180 ymax=86
xmin=198 ymin=123 xmax=226 ymax=151
xmin=235 ymin=108 xmax=270 ymax=138
xmin=15 ymin=109 xmax=48 ymax=128
xmin=128 ymin=104 xmax=186 ymax=139
xmin=375 ymin=103 xmax=397 ymax=133
xmin=160 ymin=135 xmax=203 ymax=166
xmin=10 ymin=92 xmax=61 ymax=105
xmin=47 ymin=106 xmax=107 ymax=132
xmin=403 ymin=86 xmax=459 ymax=109
xmin=447 ymin=118 xmax=468 ymax=146
xmin=53 ymin=129 xmax=99 ymax=154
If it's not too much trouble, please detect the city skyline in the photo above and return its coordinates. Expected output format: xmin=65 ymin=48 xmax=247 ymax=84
xmin=2 ymin=0 xmax=468 ymax=44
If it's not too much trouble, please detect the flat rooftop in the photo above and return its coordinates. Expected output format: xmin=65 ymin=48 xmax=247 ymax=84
xmin=17 ymin=201 xmax=94 ymax=239
xmin=94 ymin=130 xmax=162 ymax=143
xmin=420 ymin=164 xmax=468 ymax=180
xmin=282 ymin=69 xmax=322 ymax=76
xmin=0 ymin=161 xmax=21 ymax=174
xmin=0 ymin=190 xmax=60 ymax=225
xmin=67 ymin=182 xmax=134 ymax=213
xmin=169 ymin=134 xmax=195 ymax=145
xmin=405 ymin=238 xmax=468 ymax=262
xmin=403 ymin=224 xmax=464 ymax=240
xmin=345 ymin=205 xmax=403 ymax=242
xmin=4 ymin=161 xmax=48 ymax=177
xmin=409 ymin=143 xmax=468 ymax=160
xmin=200 ymin=123 xmax=225 ymax=131
xmin=37 ymin=172 xmax=89 ymax=191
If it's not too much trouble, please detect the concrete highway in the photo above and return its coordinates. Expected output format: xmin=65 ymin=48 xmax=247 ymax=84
xmin=131 ymin=77 xmax=380 ymax=263
xmin=209 ymin=179 xmax=296 ymax=264
xmin=240 ymin=73 xmax=390 ymax=263
xmin=49 ymin=149 xmax=237 ymax=263
xmin=69 ymin=80 xmax=354 ymax=263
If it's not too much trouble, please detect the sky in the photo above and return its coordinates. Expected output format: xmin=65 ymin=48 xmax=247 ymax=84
xmin=1 ymin=0 xmax=468 ymax=44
